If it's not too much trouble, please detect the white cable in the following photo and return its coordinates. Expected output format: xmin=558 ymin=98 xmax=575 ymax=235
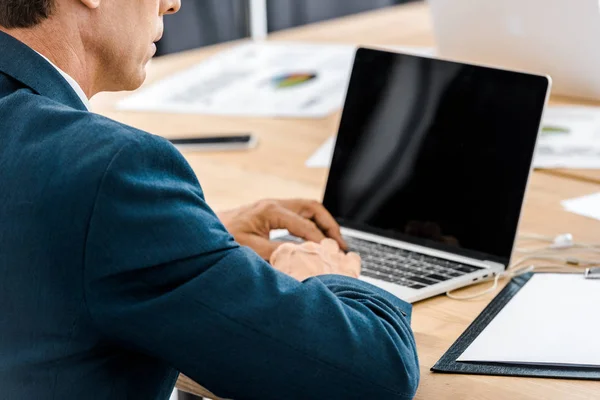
xmin=516 ymin=246 xmax=600 ymax=255
xmin=518 ymin=233 xmax=555 ymax=240
xmin=446 ymin=265 xmax=533 ymax=300
xmin=517 ymin=233 xmax=600 ymax=250
xmin=446 ymin=232 xmax=600 ymax=300
xmin=515 ymin=232 xmax=600 ymax=255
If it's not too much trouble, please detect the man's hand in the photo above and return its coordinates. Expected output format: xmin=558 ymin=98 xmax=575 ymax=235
xmin=218 ymin=199 xmax=347 ymax=260
xmin=270 ymin=239 xmax=361 ymax=281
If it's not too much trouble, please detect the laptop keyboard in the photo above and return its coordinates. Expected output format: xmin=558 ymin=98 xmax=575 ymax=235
xmin=275 ymin=235 xmax=484 ymax=290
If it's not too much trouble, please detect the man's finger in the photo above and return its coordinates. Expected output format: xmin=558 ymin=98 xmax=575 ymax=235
xmin=280 ymin=199 xmax=347 ymax=250
xmin=320 ymin=238 xmax=340 ymax=254
xmin=300 ymin=241 xmax=321 ymax=252
xmin=346 ymin=252 xmax=361 ymax=268
xmin=267 ymin=205 xmax=327 ymax=245
xmin=345 ymin=252 xmax=362 ymax=277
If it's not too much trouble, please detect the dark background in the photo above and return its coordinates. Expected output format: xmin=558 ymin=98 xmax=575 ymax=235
xmin=157 ymin=0 xmax=415 ymax=56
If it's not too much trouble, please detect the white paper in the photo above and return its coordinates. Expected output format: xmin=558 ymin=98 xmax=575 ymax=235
xmin=457 ymin=274 xmax=600 ymax=367
xmin=561 ymin=192 xmax=600 ymax=221
xmin=118 ymin=42 xmax=356 ymax=118
xmin=305 ymin=136 xmax=336 ymax=168
xmin=534 ymin=106 xmax=600 ymax=169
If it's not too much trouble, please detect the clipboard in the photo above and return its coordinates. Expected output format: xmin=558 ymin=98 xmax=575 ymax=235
xmin=431 ymin=272 xmax=600 ymax=380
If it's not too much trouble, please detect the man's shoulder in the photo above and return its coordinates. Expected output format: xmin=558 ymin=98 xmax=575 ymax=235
xmin=52 ymin=101 xmax=165 ymax=152
xmin=3 ymin=88 xmax=168 ymax=152
xmin=76 ymin=110 xmax=169 ymax=155
xmin=0 ymin=89 xmax=180 ymax=200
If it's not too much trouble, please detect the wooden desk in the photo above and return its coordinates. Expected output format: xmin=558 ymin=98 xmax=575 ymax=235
xmin=177 ymin=174 xmax=600 ymax=400
xmin=92 ymin=2 xmax=600 ymax=186
xmin=91 ymin=2 xmax=600 ymax=399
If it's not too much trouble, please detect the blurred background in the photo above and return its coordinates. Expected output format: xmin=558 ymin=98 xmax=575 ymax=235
xmin=157 ymin=0 xmax=415 ymax=56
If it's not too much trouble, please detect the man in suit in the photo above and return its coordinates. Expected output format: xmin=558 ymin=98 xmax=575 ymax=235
xmin=0 ymin=1 xmax=419 ymax=399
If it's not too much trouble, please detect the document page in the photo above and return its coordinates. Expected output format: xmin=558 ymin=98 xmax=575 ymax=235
xmin=458 ymin=274 xmax=600 ymax=367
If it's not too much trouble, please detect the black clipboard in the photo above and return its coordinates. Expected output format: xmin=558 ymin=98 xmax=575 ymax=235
xmin=431 ymin=272 xmax=600 ymax=380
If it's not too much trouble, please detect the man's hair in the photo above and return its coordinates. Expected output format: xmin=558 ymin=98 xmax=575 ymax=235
xmin=0 ymin=0 xmax=54 ymax=28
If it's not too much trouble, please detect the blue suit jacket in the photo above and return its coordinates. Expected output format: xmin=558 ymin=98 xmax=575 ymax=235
xmin=0 ymin=31 xmax=419 ymax=400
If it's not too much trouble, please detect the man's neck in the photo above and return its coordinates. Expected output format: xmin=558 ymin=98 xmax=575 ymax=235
xmin=0 ymin=21 xmax=96 ymax=98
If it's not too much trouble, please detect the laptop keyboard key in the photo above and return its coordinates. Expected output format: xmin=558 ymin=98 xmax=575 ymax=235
xmin=409 ymin=276 xmax=438 ymax=286
xmin=409 ymin=284 xmax=427 ymax=290
xmin=426 ymin=274 xmax=451 ymax=282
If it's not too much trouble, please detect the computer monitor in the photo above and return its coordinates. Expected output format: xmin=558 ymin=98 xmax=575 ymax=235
xmin=429 ymin=0 xmax=600 ymax=100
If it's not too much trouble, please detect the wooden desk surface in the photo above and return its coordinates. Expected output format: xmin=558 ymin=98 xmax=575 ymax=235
xmin=90 ymin=2 xmax=600 ymax=399
xmin=93 ymin=2 xmax=600 ymax=186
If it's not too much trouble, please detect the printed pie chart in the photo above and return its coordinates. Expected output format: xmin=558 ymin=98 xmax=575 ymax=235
xmin=271 ymin=72 xmax=317 ymax=89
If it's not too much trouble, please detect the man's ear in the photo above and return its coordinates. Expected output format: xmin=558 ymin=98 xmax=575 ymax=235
xmin=79 ymin=0 xmax=101 ymax=9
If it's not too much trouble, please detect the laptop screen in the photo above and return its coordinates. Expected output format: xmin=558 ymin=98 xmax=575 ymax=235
xmin=323 ymin=48 xmax=549 ymax=265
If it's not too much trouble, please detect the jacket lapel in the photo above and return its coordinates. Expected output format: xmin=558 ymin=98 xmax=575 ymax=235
xmin=0 ymin=31 xmax=88 ymax=111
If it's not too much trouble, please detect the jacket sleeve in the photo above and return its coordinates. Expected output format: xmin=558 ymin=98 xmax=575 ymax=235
xmin=83 ymin=133 xmax=420 ymax=400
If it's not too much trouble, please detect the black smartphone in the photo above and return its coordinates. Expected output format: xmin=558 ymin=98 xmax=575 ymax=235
xmin=167 ymin=134 xmax=258 ymax=151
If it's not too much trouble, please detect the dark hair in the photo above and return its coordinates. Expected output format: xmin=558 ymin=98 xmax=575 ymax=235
xmin=0 ymin=0 xmax=54 ymax=28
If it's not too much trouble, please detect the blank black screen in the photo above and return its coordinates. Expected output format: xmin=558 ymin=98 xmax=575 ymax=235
xmin=323 ymin=48 xmax=548 ymax=264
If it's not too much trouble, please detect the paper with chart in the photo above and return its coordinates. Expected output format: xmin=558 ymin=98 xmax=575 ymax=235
xmin=118 ymin=42 xmax=356 ymax=118
xmin=534 ymin=106 xmax=600 ymax=169
xmin=562 ymin=192 xmax=600 ymax=221
xmin=457 ymin=273 xmax=600 ymax=367
xmin=306 ymin=106 xmax=600 ymax=169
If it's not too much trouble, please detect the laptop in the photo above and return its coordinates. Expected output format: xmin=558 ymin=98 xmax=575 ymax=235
xmin=429 ymin=0 xmax=600 ymax=100
xmin=275 ymin=48 xmax=550 ymax=303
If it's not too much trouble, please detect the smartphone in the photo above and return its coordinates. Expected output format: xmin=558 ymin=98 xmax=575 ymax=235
xmin=167 ymin=134 xmax=258 ymax=151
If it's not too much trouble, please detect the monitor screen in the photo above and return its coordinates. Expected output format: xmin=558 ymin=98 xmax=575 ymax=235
xmin=323 ymin=48 xmax=549 ymax=264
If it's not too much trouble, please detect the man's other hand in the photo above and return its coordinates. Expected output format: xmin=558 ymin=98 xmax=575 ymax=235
xmin=270 ymin=239 xmax=361 ymax=281
xmin=218 ymin=199 xmax=347 ymax=260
